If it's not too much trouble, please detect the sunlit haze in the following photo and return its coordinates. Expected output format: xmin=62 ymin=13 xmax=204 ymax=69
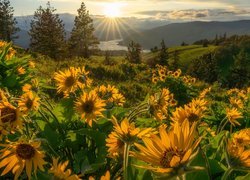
xmin=10 ymin=0 xmax=250 ymax=22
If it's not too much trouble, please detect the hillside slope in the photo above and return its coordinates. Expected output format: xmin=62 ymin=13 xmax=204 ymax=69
xmin=122 ymin=20 xmax=250 ymax=48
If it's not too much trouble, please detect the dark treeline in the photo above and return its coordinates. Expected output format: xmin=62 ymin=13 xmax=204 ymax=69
xmin=188 ymin=35 xmax=250 ymax=88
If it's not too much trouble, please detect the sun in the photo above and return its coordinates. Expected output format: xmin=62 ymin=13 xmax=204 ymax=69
xmin=103 ymin=3 xmax=123 ymax=18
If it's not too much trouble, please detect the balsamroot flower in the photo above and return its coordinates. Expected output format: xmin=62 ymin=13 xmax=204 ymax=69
xmin=106 ymin=116 xmax=155 ymax=158
xmin=49 ymin=157 xmax=81 ymax=180
xmin=0 ymin=140 xmax=46 ymax=180
xmin=0 ymin=102 xmax=22 ymax=129
xmin=228 ymin=129 xmax=250 ymax=167
xmin=226 ymin=108 xmax=243 ymax=126
xmin=131 ymin=120 xmax=200 ymax=174
xmin=54 ymin=67 xmax=80 ymax=97
xmin=149 ymin=88 xmax=176 ymax=121
xmin=75 ymin=90 xmax=106 ymax=127
xmin=18 ymin=92 xmax=40 ymax=113
xmin=171 ymin=98 xmax=207 ymax=124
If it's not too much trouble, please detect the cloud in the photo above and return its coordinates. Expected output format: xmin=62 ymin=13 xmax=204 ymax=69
xmin=136 ymin=9 xmax=250 ymax=20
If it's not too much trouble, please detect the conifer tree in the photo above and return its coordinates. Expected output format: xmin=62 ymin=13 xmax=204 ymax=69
xmin=171 ymin=50 xmax=180 ymax=70
xmin=69 ymin=2 xmax=99 ymax=58
xmin=0 ymin=0 xmax=19 ymax=41
xmin=158 ymin=39 xmax=168 ymax=65
xmin=29 ymin=2 xmax=66 ymax=59
xmin=127 ymin=41 xmax=142 ymax=64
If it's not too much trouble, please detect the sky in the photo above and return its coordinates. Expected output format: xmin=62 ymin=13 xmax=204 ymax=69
xmin=10 ymin=0 xmax=250 ymax=21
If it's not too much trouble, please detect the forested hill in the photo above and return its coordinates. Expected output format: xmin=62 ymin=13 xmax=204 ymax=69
xmin=121 ymin=20 xmax=250 ymax=48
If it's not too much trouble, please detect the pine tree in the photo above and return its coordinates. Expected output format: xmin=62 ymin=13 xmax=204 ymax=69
xmin=29 ymin=2 xmax=66 ymax=59
xmin=158 ymin=39 xmax=168 ymax=65
xmin=127 ymin=41 xmax=142 ymax=64
xmin=171 ymin=50 xmax=180 ymax=70
xmin=69 ymin=2 xmax=99 ymax=58
xmin=0 ymin=0 xmax=19 ymax=41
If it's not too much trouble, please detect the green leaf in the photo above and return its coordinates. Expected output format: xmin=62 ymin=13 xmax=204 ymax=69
xmin=3 ymin=74 xmax=17 ymax=88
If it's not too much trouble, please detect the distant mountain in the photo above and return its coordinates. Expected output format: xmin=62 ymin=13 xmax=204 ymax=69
xmin=14 ymin=13 xmax=169 ymax=48
xmin=121 ymin=20 xmax=250 ymax=49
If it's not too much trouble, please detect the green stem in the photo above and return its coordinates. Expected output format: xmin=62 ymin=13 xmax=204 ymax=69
xmin=123 ymin=143 xmax=130 ymax=180
xmin=219 ymin=119 xmax=229 ymax=133
xmin=127 ymin=103 xmax=148 ymax=119
xmin=221 ymin=168 xmax=233 ymax=180
xmin=41 ymin=103 xmax=65 ymax=135
xmin=38 ymin=109 xmax=54 ymax=130
xmin=199 ymin=145 xmax=212 ymax=180
xmin=216 ymin=117 xmax=227 ymax=134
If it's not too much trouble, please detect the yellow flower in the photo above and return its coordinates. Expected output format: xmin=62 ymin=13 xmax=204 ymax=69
xmin=152 ymin=76 xmax=158 ymax=84
xmin=22 ymin=79 xmax=39 ymax=93
xmin=95 ymin=85 xmax=125 ymax=106
xmin=100 ymin=171 xmax=110 ymax=180
xmin=173 ymin=69 xmax=181 ymax=78
xmin=0 ymin=102 xmax=22 ymax=129
xmin=149 ymin=88 xmax=174 ymax=121
xmin=131 ymin=120 xmax=200 ymax=174
xmin=76 ymin=66 xmax=92 ymax=89
xmin=106 ymin=131 xmax=124 ymax=158
xmin=226 ymin=108 xmax=243 ymax=126
xmin=199 ymin=87 xmax=211 ymax=99
xmin=229 ymin=129 xmax=250 ymax=167
xmin=6 ymin=48 xmax=16 ymax=60
xmin=171 ymin=99 xmax=207 ymax=124
xmin=229 ymin=97 xmax=244 ymax=109
xmin=49 ymin=157 xmax=81 ymax=180
xmin=17 ymin=67 xmax=26 ymax=75
xmin=106 ymin=117 xmax=155 ymax=158
xmin=28 ymin=61 xmax=35 ymax=68
xmin=18 ymin=92 xmax=40 ymax=113
xmin=232 ymin=129 xmax=250 ymax=147
xmin=54 ymin=67 xmax=80 ymax=97
xmin=0 ymin=89 xmax=8 ymax=102
xmin=0 ymin=140 xmax=46 ymax=180
xmin=75 ymin=90 xmax=106 ymax=127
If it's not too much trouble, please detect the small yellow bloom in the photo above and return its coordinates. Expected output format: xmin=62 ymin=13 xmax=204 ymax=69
xmin=75 ymin=90 xmax=106 ymax=127
xmin=149 ymin=88 xmax=175 ymax=121
xmin=0 ymin=102 xmax=22 ymax=129
xmin=228 ymin=133 xmax=250 ymax=168
xmin=226 ymin=108 xmax=243 ymax=126
xmin=199 ymin=87 xmax=211 ymax=99
xmin=28 ymin=61 xmax=35 ymax=68
xmin=0 ymin=140 xmax=46 ymax=180
xmin=100 ymin=171 xmax=110 ymax=180
xmin=54 ymin=67 xmax=80 ymax=97
xmin=18 ymin=92 xmax=40 ymax=113
xmin=229 ymin=97 xmax=244 ymax=109
xmin=49 ymin=157 xmax=81 ymax=180
xmin=106 ymin=117 xmax=155 ymax=158
xmin=171 ymin=99 xmax=207 ymax=124
xmin=17 ymin=67 xmax=26 ymax=75
xmin=22 ymin=79 xmax=39 ymax=93
xmin=0 ymin=89 xmax=8 ymax=102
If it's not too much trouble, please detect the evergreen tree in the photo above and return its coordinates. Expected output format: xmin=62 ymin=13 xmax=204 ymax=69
xmin=69 ymin=2 xmax=99 ymax=58
xmin=0 ymin=0 xmax=19 ymax=41
xmin=29 ymin=2 xmax=66 ymax=59
xmin=171 ymin=50 xmax=180 ymax=70
xmin=158 ymin=39 xmax=168 ymax=65
xmin=127 ymin=41 xmax=142 ymax=64
xmin=228 ymin=50 xmax=250 ymax=88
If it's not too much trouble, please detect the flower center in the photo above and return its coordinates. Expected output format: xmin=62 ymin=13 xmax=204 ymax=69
xmin=188 ymin=113 xmax=200 ymax=123
xmin=82 ymin=100 xmax=94 ymax=114
xmin=25 ymin=99 xmax=34 ymax=109
xmin=16 ymin=143 xmax=35 ymax=160
xmin=1 ymin=107 xmax=16 ymax=123
xmin=65 ymin=76 xmax=75 ymax=87
xmin=160 ymin=149 xmax=175 ymax=168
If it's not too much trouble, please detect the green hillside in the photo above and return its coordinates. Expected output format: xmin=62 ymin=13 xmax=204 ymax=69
xmin=144 ymin=45 xmax=218 ymax=70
